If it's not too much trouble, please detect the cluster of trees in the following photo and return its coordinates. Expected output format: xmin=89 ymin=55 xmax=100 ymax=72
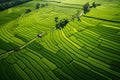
xmin=83 ymin=2 xmax=101 ymax=14
xmin=54 ymin=10 xmax=82 ymax=29
xmin=25 ymin=3 xmax=48 ymax=14
xmin=0 ymin=0 xmax=12 ymax=3
xmin=55 ymin=17 xmax=69 ymax=29
xmin=35 ymin=3 xmax=48 ymax=9
xmin=54 ymin=2 xmax=101 ymax=29
xmin=0 ymin=0 xmax=31 ymax=11
xmin=92 ymin=2 xmax=96 ymax=8
xmin=25 ymin=9 xmax=31 ymax=13
xmin=83 ymin=2 xmax=90 ymax=14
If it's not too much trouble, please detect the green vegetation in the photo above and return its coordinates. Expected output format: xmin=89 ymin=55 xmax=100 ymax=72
xmin=0 ymin=0 xmax=120 ymax=80
xmin=0 ymin=0 xmax=32 ymax=11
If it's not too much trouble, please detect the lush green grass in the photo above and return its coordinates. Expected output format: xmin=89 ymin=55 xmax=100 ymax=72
xmin=0 ymin=0 xmax=120 ymax=80
xmin=0 ymin=0 xmax=48 ymax=25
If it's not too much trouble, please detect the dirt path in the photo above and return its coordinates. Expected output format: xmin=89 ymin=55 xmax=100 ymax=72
xmin=0 ymin=11 xmax=83 ymax=58
xmin=0 ymin=28 xmax=56 ymax=58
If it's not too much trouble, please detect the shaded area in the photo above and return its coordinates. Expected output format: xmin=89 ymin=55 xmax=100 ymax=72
xmin=26 ymin=41 xmax=112 ymax=80
xmin=0 ymin=39 xmax=18 ymax=51
xmin=0 ymin=0 xmax=32 ymax=11
xmin=89 ymin=24 xmax=120 ymax=43
xmin=0 ymin=60 xmax=22 ymax=80
xmin=14 ymin=34 xmax=29 ymax=43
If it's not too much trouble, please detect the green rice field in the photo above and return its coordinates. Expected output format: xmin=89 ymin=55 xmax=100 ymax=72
xmin=0 ymin=0 xmax=120 ymax=80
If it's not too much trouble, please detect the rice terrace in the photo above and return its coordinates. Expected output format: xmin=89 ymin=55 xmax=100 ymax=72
xmin=0 ymin=0 xmax=120 ymax=80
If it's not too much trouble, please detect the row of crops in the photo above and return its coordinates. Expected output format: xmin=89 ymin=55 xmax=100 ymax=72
xmin=0 ymin=0 xmax=120 ymax=80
